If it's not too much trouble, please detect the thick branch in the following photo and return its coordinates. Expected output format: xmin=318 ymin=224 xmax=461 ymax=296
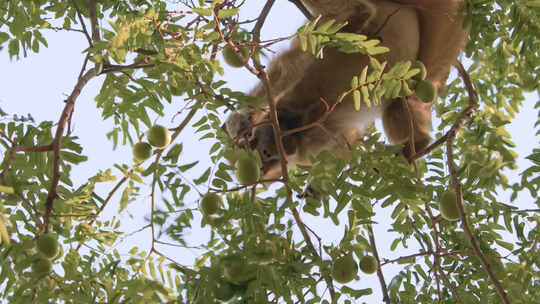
xmin=89 ymin=0 xmax=100 ymax=42
xmin=252 ymin=0 xmax=276 ymax=42
xmin=289 ymin=0 xmax=313 ymax=20
xmin=43 ymin=68 xmax=97 ymax=233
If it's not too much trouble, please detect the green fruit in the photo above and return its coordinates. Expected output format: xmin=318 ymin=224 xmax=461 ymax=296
xmin=36 ymin=233 xmax=59 ymax=259
xmin=359 ymin=256 xmax=377 ymax=274
xmin=332 ymin=254 xmax=358 ymax=284
xmin=221 ymin=255 xmax=257 ymax=285
xmin=133 ymin=142 xmax=152 ymax=161
xmin=32 ymin=256 xmax=52 ymax=277
xmin=236 ymin=157 xmax=260 ymax=185
xmin=223 ymin=45 xmax=249 ymax=68
xmin=400 ymin=80 xmax=414 ymax=96
xmin=440 ymin=190 xmax=460 ymax=221
xmin=214 ymin=279 xmax=235 ymax=301
xmin=200 ymin=193 xmax=221 ymax=216
xmin=411 ymin=60 xmax=427 ymax=80
xmin=147 ymin=125 xmax=171 ymax=148
xmin=415 ymin=80 xmax=436 ymax=103
xmin=407 ymin=79 xmax=418 ymax=90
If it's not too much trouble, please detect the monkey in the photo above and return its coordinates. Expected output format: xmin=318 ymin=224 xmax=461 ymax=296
xmin=225 ymin=0 xmax=469 ymax=179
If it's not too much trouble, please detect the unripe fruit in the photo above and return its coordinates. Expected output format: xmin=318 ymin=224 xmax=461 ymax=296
xmin=411 ymin=60 xmax=427 ymax=80
xmin=332 ymin=254 xmax=358 ymax=284
xmin=407 ymin=79 xmax=418 ymax=90
xmin=440 ymin=190 xmax=460 ymax=221
xmin=415 ymin=80 xmax=436 ymax=103
xmin=32 ymin=256 xmax=52 ymax=277
xmin=236 ymin=157 xmax=260 ymax=185
xmin=147 ymin=125 xmax=171 ymax=148
xmin=222 ymin=45 xmax=249 ymax=68
xmin=133 ymin=142 xmax=152 ymax=161
xmin=400 ymin=80 xmax=414 ymax=96
xmin=200 ymin=193 xmax=221 ymax=216
xmin=214 ymin=280 xmax=235 ymax=301
xmin=359 ymin=255 xmax=377 ymax=274
xmin=37 ymin=233 xmax=59 ymax=259
xmin=221 ymin=256 xmax=257 ymax=284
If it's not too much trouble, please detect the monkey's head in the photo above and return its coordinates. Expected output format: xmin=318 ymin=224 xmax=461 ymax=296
xmin=224 ymin=108 xmax=303 ymax=179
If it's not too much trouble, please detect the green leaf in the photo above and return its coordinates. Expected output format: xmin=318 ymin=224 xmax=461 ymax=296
xmin=192 ymin=8 xmax=212 ymax=16
xmin=0 ymin=185 xmax=15 ymax=194
xmin=353 ymin=90 xmax=361 ymax=110
xmin=351 ymin=76 xmax=359 ymax=89
xmin=217 ymin=8 xmax=239 ymax=18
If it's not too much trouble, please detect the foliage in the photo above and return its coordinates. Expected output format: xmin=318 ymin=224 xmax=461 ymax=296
xmin=0 ymin=0 xmax=539 ymax=303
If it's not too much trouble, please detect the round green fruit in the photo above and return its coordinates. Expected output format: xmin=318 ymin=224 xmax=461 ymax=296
xmin=133 ymin=142 xmax=152 ymax=161
xmin=411 ymin=60 xmax=427 ymax=80
xmin=221 ymin=255 xmax=257 ymax=285
xmin=214 ymin=279 xmax=235 ymax=302
xmin=415 ymin=80 xmax=436 ymax=103
xmin=147 ymin=125 xmax=171 ymax=148
xmin=236 ymin=157 xmax=260 ymax=185
xmin=332 ymin=254 xmax=358 ymax=284
xmin=359 ymin=256 xmax=377 ymax=274
xmin=36 ymin=233 xmax=59 ymax=259
xmin=200 ymin=193 xmax=221 ymax=216
xmin=440 ymin=190 xmax=460 ymax=221
xmin=32 ymin=256 xmax=52 ymax=277
xmin=223 ymin=45 xmax=249 ymax=68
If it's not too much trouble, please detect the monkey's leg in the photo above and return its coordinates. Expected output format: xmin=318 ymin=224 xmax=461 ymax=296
xmin=383 ymin=98 xmax=432 ymax=159
xmin=383 ymin=0 xmax=468 ymax=158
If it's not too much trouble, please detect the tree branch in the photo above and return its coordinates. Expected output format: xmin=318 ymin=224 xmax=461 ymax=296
xmin=70 ymin=0 xmax=92 ymax=46
xmin=288 ymin=0 xmax=313 ymax=20
xmin=0 ymin=144 xmax=53 ymax=185
xmin=446 ymin=62 xmax=510 ymax=304
xmin=43 ymin=68 xmax=97 ymax=233
xmin=255 ymin=52 xmax=337 ymax=302
xmin=88 ymin=0 xmax=100 ymax=42
xmin=252 ymin=0 xmax=276 ymax=42
xmin=367 ymin=224 xmax=390 ymax=304
xmin=411 ymin=62 xmax=478 ymax=162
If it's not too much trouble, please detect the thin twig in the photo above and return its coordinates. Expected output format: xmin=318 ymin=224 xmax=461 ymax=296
xmin=257 ymin=57 xmax=337 ymax=302
xmin=445 ymin=62 xmax=510 ymax=304
xmin=70 ymin=0 xmax=92 ymax=46
xmin=424 ymin=203 xmax=442 ymax=303
xmin=102 ymin=62 xmax=155 ymax=73
xmin=411 ymin=63 xmax=477 ymax=161
xmin=438 ymin=268 xmax=464 ymax=304
xmin=367 ymin=224 xmax=390 ymax=304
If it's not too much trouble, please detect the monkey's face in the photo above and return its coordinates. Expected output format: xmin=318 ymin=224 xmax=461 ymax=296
xmin=225 ymin=109 xmax=301 ymax=179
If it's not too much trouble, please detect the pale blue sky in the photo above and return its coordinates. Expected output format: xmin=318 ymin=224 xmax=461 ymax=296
xmin=1 ymin=1 xmax=538 ymax=302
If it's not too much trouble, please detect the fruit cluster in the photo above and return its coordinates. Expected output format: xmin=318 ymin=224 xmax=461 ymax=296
xmin=32 ymin=233 xmax=61 ymax=277
xmin=132 ymin=125 xmax=171 ymax=162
